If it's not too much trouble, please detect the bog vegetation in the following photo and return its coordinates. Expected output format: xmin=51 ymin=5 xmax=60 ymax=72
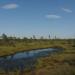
xmin=0 ymin=33 xmax=75 ymax=75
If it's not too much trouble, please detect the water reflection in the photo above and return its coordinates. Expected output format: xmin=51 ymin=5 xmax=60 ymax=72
xmin=0 ymin=48 xmax=63 ymax=74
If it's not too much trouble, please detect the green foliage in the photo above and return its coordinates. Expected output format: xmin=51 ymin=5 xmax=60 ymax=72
xmin=1 ymin=33 xmax=8 ymax=42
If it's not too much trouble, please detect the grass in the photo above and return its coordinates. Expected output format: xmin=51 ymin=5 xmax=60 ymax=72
xmin=35 ymin=41 xmax=75 ymax=75
xmin=0 ymin=39 xmax=75 ymax=75
xmin=0 ymin=40 xmax=65 ymax=56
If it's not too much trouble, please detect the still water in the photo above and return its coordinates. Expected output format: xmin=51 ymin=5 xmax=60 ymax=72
xmin=0 ymin=48 xmax=63 ymax=71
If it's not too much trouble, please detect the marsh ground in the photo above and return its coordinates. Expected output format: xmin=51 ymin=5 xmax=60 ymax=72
xmin=0 ymin=39 xmax=75 ymax=75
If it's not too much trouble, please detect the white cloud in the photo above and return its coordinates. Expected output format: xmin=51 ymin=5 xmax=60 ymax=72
xmin=46 ymin=14 xmax=61 ymax=19
xmin=1 ymin=3 xmax=19 ymax=9
xmin=62 ymin=8 xmax=72 ymax=13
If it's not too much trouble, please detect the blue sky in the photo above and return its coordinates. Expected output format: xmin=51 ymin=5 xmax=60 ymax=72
xmin=0 ymin=0 xmax=75 ymax=38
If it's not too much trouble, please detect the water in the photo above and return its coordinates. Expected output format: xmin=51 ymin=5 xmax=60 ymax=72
xmin=13 ymin=48 xmax=56 ymax=59
xmin=0 ymin=48 xmax=63 ymax=72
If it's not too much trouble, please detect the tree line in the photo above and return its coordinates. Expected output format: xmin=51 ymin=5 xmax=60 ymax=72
xmin=0 ymin=33 xmax=75 ymax=46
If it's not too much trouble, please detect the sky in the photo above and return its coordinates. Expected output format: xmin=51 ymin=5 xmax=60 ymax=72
xmin=0 ymin=0 xmax=75 ymax=38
